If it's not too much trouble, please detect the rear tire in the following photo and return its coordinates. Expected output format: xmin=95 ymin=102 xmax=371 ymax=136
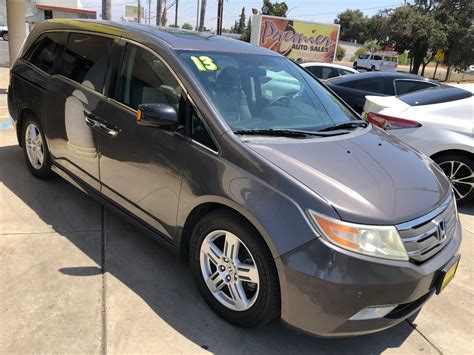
xmin=21 ymin=116 xmax=54 ymax=179
xmin=433 ymin=153 xmax=473 ymax=204
xmin=2 ymin=32 xmax=7 ymax=41
xmin=190 ymin=209 xmax=280 ymax=328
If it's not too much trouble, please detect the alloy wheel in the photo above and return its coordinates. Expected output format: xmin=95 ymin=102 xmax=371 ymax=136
xmin=25 ymin=123 xmax=45 ymax=170
xmin=439 ymin=160 xmax=473 ymax=201
xmin=200 ymin=230 xmax=260 ymax=311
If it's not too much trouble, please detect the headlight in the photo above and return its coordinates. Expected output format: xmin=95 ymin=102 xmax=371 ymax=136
xmin=308 ymin=210 xmax=408 ymax=261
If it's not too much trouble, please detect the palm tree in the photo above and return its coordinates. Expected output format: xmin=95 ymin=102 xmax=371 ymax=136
xmin=102 ymin=0 xmax=111 ymax=20
xmin=156 ymin=0 xmax=163 ymax=26
xmin=198 ymin=0 xmax=206 ymax=31
xmin=161 ymin=0 xmax=167 ymax=26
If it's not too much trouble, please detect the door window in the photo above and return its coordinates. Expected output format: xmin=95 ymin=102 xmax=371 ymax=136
xmin=117 ymin=44 xmax=182 ymax=112
xmin=395 ymin=80 xmax=436 ymax=95
xmin=24 ymin=32 xmax=66 ymax=75
xmin=60 ymin=33 xmax=113 ymax=92
xmin=191 ymin=108 xmax=217 ymax=152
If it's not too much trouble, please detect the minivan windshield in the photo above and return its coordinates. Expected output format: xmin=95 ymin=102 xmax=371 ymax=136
xmin=178 ymin=51 xmax=357 ymax=133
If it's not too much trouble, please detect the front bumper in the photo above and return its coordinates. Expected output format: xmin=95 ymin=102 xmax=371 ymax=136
xmin=277 ymin=220 xmax=461 ymax=337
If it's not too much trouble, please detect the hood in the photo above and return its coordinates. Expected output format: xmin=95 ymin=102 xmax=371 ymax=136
xmin=246 ymin=127 xmax=450 ymax=225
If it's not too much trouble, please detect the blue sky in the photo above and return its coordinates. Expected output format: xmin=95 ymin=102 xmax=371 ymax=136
xmin=81 ymin=0 xmax=407 ymax=29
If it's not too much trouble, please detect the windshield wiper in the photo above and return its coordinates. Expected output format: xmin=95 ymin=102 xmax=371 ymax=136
xmin=317 ymin=120 xmax=368 ymax=132
xmin=234 ymin=128 xmax=350 ymax=138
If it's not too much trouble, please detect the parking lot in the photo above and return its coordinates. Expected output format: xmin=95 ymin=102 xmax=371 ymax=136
xmin=0 ymin=36 xmax=473 ymax=353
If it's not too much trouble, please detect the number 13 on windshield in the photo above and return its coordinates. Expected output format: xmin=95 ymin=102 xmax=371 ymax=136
xmin=191 ymin=56 xmax=218 ymax=72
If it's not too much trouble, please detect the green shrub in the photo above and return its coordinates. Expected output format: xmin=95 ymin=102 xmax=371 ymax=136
xmin=336 ymin=46 xmax=346 ymax=61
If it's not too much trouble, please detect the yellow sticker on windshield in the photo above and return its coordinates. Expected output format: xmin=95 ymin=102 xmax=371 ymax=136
xmin=191 ymin=56 xmax=218 ymax=71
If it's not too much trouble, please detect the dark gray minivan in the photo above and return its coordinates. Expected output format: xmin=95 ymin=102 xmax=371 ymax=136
xmin=8 ymin=20 xmax=461 ymax=336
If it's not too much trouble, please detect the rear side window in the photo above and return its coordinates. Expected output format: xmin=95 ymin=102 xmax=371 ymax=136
xmin=373 ymin=55 xmax=383 ymax=60
xmin=308 ymin=66 xmax=339 ymax=79
xmin=338 ymin=68 xmax=354 ymax=76
xmin=395 ymin=80 xmax=436 ymax=95
xmin=24 ymin=32 xmax=67 ymax=75
xmin=60 ymin=33 xmax=113 ymax=92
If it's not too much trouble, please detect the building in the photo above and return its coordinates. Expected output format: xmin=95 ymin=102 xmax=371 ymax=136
xmin=0 ymin=0 xmax=96 ymax=26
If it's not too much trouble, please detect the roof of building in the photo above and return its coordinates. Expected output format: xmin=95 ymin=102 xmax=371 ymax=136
xmin=36 ymin=4 xmax=96 ymax=15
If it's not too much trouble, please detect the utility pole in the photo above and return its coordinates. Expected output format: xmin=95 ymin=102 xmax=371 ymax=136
xmin=148 ymin=0 xmax=151 ymax=24
xmin=102 ymin=0 xmax=111 ymax=20
xmin=196 ymin=0 xmax=200 ymax=30
xmin=216 ymin=0 xmax=223 ymax=35
xmin=137 ymin=0 xmax=141 ymax=23
xmin=175 ymin=0 xmax=179 ymax=27
xmin=199 ymin=0 xmax=206 ymax=31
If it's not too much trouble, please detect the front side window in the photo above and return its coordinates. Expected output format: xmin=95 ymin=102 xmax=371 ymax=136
xmin=178 ymin=51 xmax=356 ymax=132
xmin=24 ymin=32 xmax=66 ymax=75
xmin=191 ymin=108 xmax=217 ymax=151
xmin=117 ymin=44 xmax=182 ymax=112
xmin=61 ymin=33 xmax=113 ymax=92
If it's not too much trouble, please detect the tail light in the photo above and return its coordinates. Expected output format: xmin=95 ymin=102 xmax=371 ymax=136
xmin=366 ymin=112 xmax=422 ymax=130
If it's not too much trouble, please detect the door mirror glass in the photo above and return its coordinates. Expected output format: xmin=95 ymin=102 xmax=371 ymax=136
xmin=137 ymin=103 xmax=178 ymax=130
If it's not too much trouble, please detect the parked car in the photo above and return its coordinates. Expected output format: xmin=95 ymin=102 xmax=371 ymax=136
xmin=301 ymin=62 xmax=358 ymax=79
xmin=465 ymin=65 xmax=474 ymax=74
xmin=326 ymin=71 xmax=440 ymax=113
xmin=363 ymin=86 xmax=474 ymax=203
xmin=0 ymin=24 xmax=8 ymax=41
xmin=9 ymin=20 xmax=461 ymax=337
xmin=353 ymin=52 xmax=398 ymax=71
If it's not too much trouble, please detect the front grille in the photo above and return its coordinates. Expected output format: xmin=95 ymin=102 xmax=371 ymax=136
xmin=397 ymin=196 xmax=457 ymax=263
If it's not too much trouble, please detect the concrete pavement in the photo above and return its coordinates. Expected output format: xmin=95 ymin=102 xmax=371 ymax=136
xmin=0 ymin=87 xmax=473 ymax=353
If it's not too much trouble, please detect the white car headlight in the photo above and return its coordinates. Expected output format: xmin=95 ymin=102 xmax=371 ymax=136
xmin=308 ymin=210 xmax=408 ymax=261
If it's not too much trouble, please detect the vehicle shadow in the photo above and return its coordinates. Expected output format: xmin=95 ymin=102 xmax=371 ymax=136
xmin=0 ymin=144 xmax=418 ymax=353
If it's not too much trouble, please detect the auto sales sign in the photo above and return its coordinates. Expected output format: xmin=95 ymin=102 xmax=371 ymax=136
xmin=250 ymin=15 xmax=340 ymax=63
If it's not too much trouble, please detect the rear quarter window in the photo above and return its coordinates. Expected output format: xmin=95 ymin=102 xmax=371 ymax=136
xmin=23 ymin=32 xmax=67 ymax=75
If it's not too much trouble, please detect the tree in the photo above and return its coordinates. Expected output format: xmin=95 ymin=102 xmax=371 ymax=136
xmin=102 ymin=0 xmax=111 ymax=20
xmin=351 ymin=46 xmax=367 ymax=61
xmin=182 ymin=23 xmax=193 ymax=30
xmin=364 ymin=39 xmax=381 ymax=53
xmin=237 ymin=7 xmax=246 ymax=34
xmin=336 ymin=46 xmax=346 ymax=61
xmin=161 ymin=0 xmax=167 ymax=26
xmin=435 ymin=0 xmax=474 ymax=79
xmin=263 ymin=0 xmax=288 ymax=17
xmin=156 ymin=0 xmax=162 ymax=26
xmin=387 ymin=4 xmax=446 ymax=74
xmin=241 ymin=17 xmax=252 ymax=42
xmin=335 ymin=9 xmax=370 ymax=43
xmin=199 ymin=0 xmax=207 ymax=31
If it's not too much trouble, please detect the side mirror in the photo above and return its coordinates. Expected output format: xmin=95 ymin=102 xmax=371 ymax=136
xmin=137 ymin=103 xmax=179 ymax=130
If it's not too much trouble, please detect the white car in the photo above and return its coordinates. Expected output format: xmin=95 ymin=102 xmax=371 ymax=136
xmin=301 ymin=62 xmax=358 ymax=79
xmin=353 ymin=53 xmax=397 ymax=72
xmin=363 ymin=86 xmax=473 ymax=203
xmin=0 ymin=24 xmax=7 ymax=41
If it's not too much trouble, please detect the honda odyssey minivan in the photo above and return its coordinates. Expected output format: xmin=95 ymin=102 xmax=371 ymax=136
xmin=8 ymin=20 xmax=461 ymax=337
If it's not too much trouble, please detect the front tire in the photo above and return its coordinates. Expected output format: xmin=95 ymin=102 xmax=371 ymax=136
xmin=370 ymin=65 xmax=376 ymax=71
xmin=190 ymin=209 xmax=280 ymax=328
xmin=353 ymin=62 xmax=358 ymax=70
xmin=434 ymin=153 xmax=473 ymax=204
xmin=2 ymin=32 xmax=7 ymax=41
xmin=21 ymin=116 xmax=54 ymax=179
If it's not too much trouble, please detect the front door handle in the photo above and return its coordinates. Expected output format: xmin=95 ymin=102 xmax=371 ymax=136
xmin=84 ymin=111 xmax=121 ymax=138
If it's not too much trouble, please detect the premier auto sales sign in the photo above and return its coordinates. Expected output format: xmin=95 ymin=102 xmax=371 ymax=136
xmin=251 ymin=15 xmax=340 ymax=63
